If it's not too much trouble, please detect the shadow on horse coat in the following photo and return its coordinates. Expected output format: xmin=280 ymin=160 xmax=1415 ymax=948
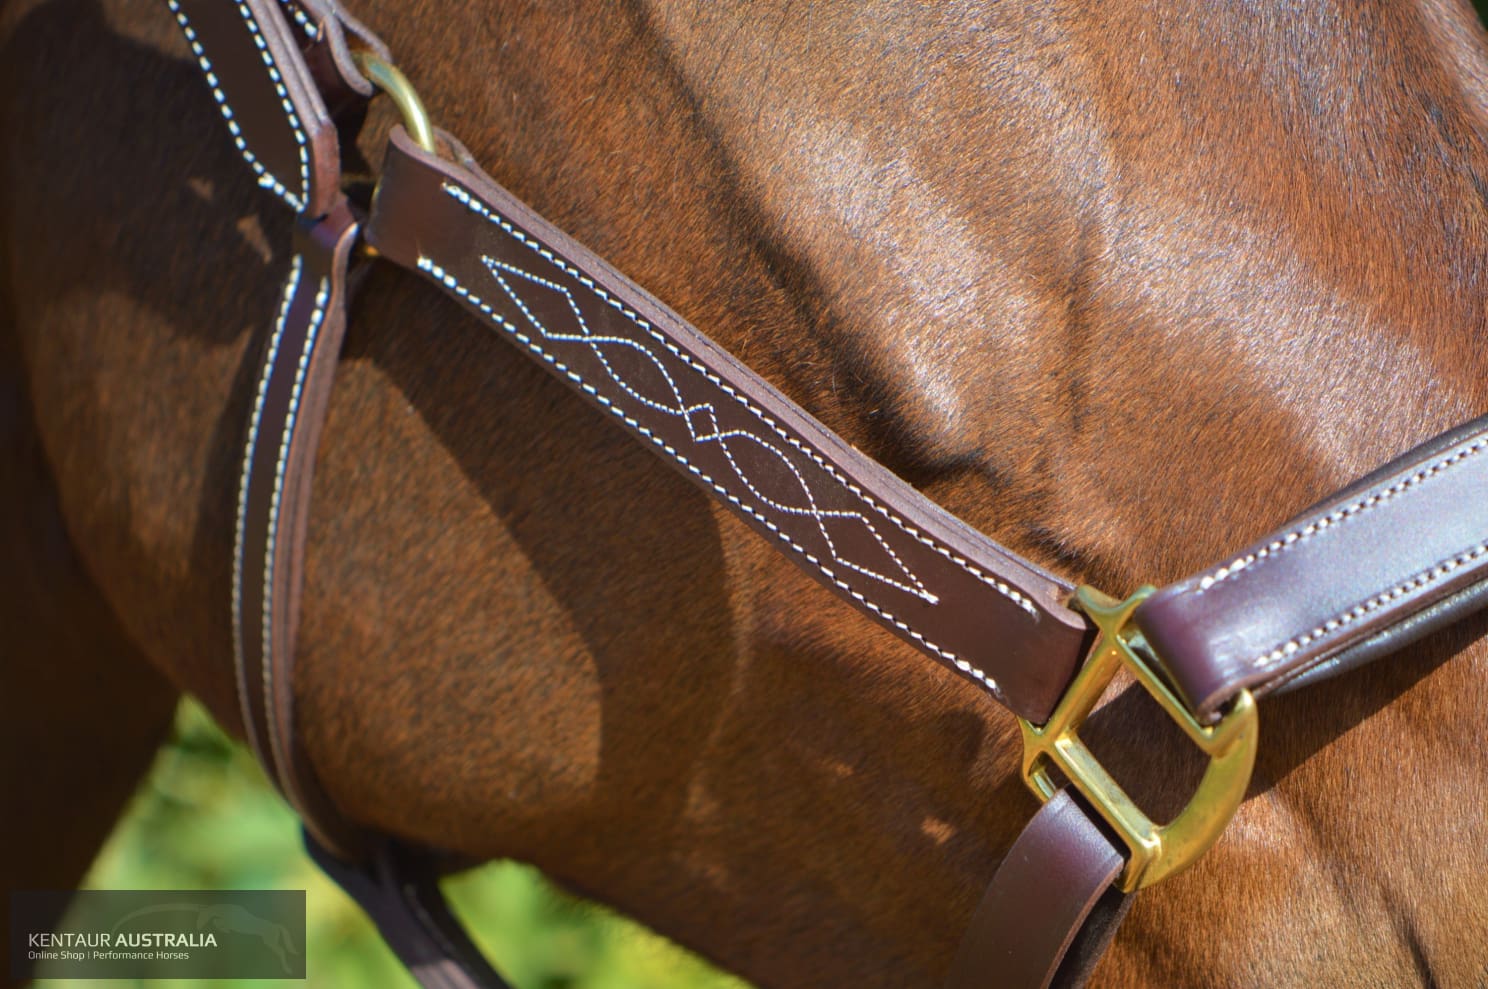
xmin=3 ymin=0 xmax=1488 ymax=985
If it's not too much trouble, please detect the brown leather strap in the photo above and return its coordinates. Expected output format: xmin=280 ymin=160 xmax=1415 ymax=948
xmin=168 ymin=5 xmax=535 ymax=983
xmin=168 ymin=0 xmax=368 ymax=853
xmin=945 ymin=791 xmax=1129 ymax=989
xmin=363 ymin=127 xmax=1093 ymax=724
xmin=233 ymin=202 xmax=365 ymax=856
xmin=166 ymin=0 xmax=343 ymax=216
xmin=306 ymin=834 xmax=513 ymax=989
xmin=1136 ymin=413 xmax=1488 ymax=719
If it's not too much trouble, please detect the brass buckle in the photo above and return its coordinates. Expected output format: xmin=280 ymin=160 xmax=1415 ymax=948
xmin=1018 ymin=586 xmax=1258 ymax=892
xmin=351 ymin=51 xmax=437 ymax=154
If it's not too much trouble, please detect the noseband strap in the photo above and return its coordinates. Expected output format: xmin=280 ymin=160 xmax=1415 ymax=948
xmin=162 ymin=2 xmax=1488 ymax=987
xmin=1138 ymin=411 xmax=1488 ymax=719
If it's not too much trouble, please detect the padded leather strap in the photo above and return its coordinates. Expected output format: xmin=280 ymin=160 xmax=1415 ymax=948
xmin=1137 ymin=413 xmax=1488 ymax=719
xmin=169 ymin=0 xmax=369 ymax=854
xmin=169 ymin=3 xmax=511 ymax=982
xmin=233 ymin=203 xmax=364 ymax=856
xmin=364 ymin=127 xmax=1093 ymax=724
xmin=945 ymin=791 xmax=1130 ymax=989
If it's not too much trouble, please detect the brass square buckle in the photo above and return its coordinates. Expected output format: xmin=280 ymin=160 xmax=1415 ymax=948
xmin=1018 ymin=586 xmax=1258 ymax=892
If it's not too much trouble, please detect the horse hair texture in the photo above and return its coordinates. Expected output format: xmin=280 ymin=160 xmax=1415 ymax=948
xmin=3 ymin=1 xmax=1487 ymax=986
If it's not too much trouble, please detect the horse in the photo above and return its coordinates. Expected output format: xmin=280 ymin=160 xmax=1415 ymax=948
xmin=4 ymin=0 xmax=1488 ymax=985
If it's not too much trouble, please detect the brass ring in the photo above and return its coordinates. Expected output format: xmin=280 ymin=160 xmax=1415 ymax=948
xmin=351 ymin=51 xmax=436 ymax=154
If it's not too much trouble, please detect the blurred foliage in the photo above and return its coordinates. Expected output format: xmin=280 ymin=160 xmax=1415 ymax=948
xmin=43 ymin=698 xmax=750 ymax=989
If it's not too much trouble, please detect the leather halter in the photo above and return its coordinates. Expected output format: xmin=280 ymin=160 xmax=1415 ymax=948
xmin=164 ymin=1 xmax=1488 ymax=986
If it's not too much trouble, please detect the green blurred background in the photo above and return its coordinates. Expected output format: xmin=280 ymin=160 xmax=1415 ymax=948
xmin=38 ymin=698 xmax=748 ymax=989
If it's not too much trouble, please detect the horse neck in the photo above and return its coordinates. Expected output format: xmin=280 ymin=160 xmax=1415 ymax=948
xmin=396 ymin=0 xmax=1488 ymax=551
xmin=307 ymin=1 xmax=1488 ymax=985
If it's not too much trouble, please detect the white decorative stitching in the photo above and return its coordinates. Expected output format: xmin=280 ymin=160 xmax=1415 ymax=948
xmin=278 ymin=0 xmax=318 ymax=39
xmin=1199 ymin=438 xmax=1488 ymax=591
xmin=438 ymin=181 xmax=1042 ymax=624
xmin=417 ymin=257 xmax=1007 ymax=699
xmin=484 ymin=257 xmax=935 ymax=603
xmin=233 ymin=252 xmax=302 ymax=752
xmin=167 ymin=0 xmax=311 ymax=211
xmin=262 ymin=275 xmax=331 ymax=782
xmin=1250 ymin=542 xmax=1488 ymax=670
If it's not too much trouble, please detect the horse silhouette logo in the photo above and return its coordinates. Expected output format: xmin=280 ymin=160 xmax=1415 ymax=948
xmin=111 ymin=902 xmax=301 ymax=973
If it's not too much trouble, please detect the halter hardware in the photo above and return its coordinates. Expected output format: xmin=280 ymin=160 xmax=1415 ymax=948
xmin=1019 ymin=586 xmax=1258 ymax=892
xmin=351 ymin=51 xmax=436 ymax=154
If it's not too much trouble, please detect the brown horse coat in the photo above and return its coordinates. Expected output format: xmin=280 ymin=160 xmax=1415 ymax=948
xmin=4 ymin=0 xmax=1488 ymax=985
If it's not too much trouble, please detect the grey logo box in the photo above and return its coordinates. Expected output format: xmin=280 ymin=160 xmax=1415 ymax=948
xmin=9 ymin=890 xmax=306 ymax=980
